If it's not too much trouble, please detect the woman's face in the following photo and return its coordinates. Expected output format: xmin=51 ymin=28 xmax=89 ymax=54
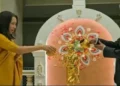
xmin=9 ymin=16 xmax=17 ymax=34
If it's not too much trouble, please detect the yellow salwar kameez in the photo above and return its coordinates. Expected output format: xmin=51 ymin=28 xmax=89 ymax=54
xmin=0 ymin=34 xmax=23 ymax=85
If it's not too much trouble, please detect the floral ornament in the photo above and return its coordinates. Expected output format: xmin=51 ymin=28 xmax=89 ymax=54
xmin=58 ymin=25 xmax=101 ymax=85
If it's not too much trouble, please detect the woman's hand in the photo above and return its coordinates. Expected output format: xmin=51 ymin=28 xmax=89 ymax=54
xmin=41 ymin=45 xmax=56 ymax=56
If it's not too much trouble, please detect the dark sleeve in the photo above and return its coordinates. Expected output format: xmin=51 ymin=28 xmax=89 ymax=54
xmin=98 ymin=38 xmax=119 ymax=48
xmin=103 ymin=46 xmax=120 ymax=59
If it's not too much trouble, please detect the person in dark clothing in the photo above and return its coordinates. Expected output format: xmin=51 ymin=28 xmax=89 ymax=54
xmin=90 ymin=38 xmax=120 ymax=86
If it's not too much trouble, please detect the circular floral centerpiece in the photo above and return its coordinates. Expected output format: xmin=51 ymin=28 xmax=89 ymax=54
xmin=58 ymin=25 xmax=101 ymax=85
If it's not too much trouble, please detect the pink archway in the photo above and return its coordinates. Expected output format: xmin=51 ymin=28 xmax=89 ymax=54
xmin=46 ymin=19 xmax=114 ymax=85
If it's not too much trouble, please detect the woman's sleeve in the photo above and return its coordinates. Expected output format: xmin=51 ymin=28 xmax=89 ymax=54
xmin=0 ymin=34 xmax=18 ymax=52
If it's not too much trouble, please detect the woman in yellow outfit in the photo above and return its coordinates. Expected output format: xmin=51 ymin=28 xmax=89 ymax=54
xmin=0 ymin=11 xmax=56 ymax=85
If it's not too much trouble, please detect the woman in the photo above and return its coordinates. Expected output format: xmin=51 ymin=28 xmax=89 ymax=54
xmin=0 ymin=11 xmax=56 ymax=85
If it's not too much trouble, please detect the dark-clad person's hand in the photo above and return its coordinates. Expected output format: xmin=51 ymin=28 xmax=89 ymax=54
xmin=94 ymin=41 xmax=105 ymax=50
xmin=89 ymin=38 xmax=98 ymax=44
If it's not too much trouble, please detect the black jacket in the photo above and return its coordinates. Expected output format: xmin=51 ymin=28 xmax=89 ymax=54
xmin=98 ymin=38 xmax=120 ymax=84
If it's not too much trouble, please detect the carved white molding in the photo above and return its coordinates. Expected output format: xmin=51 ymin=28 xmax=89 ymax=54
xmin=22 ymin=70 xmax=34 ymax=86
xmin=22 ymin=70 xmax=34 ymax=76
xmin=26 ymin=75 xmax=33 ymax=86
xmin=57 ymin=15 xmax=64 ymax=22
xmin=72 ymin=0 xmax=86 ymax=9
xmin=95 ymin=13 xmax=102 ymax=22
xmin=33 ymin=51 xmax=46 ymax=85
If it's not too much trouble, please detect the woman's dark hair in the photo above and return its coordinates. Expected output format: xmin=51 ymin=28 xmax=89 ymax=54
xmin=0 ymin=11 xmax=18 ymax=40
